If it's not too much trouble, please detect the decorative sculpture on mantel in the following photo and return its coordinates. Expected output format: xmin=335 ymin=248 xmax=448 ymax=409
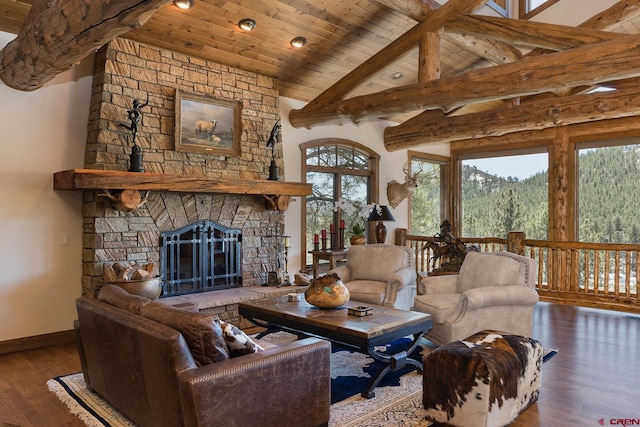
xmin=119 ymin=96 xmax=149 ymax=173
xmin=266 ymin=119 xmax=281 ymax=181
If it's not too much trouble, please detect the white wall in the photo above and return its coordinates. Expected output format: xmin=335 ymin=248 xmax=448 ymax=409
xmin=0 ymin=31 xmax=92 ymax=341
xmin=280 ymin=97 xmax=449 ymax=275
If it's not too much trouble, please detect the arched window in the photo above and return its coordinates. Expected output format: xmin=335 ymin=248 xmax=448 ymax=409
xmin=301 ymin=139 xmax=379 ymax=266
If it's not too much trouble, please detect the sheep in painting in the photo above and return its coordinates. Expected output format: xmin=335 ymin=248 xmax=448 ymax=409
xmin=194 ymin=119 xmax=217 ymax=136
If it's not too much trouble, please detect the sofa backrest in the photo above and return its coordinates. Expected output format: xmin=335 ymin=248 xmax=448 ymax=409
xmin=76 ymin=296 xmax=197 ymax=427
xmin=346 ymin=244 xmax=412 ymax=281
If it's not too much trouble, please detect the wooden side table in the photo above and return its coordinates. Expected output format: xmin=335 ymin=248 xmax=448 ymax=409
xmin=309 ymin=249 xmax=349 ymax=278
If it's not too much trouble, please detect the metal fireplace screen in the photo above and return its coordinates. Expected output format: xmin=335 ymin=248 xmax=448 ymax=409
xmin=160 ymin=220 xmax=242 ymax=297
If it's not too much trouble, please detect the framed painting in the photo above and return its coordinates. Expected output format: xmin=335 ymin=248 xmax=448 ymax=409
xmin=174 ymin=90 xmax=242 ymax=156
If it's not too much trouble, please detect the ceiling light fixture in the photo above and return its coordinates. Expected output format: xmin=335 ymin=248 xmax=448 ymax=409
xmin=390 ymin=72 xmax=403 ymax=80
xmin=173 ymin=0 xmax=194 ymax=10
xmin=238 ymin=18 xmax=257 ymax=31
xmin=290 ymin=37 xmax=307 ymax=48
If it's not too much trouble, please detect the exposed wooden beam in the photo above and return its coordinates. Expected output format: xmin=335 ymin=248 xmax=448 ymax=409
xmin=290 ymin=33 xmax=640 ymax=128
xmin=384 ymin=86 xmax=640 ymax=149
xmin=580 ymin=0 xmax=640 ymax=30
xmin=419 ymin=32 xmax=440 ymax=81
xmin=0 ymin=0 xmax=170 ymax=91
xmin=443 ymin=14 xmax=623 ymax=50
xmin=289 ymin=0 xmax=489 ymax=124
xmin=378 ymin=0 xmax=521 ymax=65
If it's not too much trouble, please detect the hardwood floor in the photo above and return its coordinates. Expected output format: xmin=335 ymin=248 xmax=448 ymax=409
xmin=0 ymin=302 xmax=638 ymax=426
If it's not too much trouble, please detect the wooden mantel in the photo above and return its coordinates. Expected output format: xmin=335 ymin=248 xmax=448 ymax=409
xmin=53 ymin=169 xmax=312 ymax=211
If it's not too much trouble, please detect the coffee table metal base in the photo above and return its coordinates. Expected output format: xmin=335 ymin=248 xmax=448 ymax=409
xmin=246 ymin=318 xmax=426 ymax=399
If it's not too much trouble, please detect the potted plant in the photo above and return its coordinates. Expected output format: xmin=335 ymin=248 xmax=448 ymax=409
xmin=349 ymin=222 xmax=367 ymax=245
xmin=334 ymin=198 xmax=379 ymax=245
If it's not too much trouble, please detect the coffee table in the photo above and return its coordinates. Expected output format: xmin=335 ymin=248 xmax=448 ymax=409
xmin=239 ymin=295 xmax=432 ymax=398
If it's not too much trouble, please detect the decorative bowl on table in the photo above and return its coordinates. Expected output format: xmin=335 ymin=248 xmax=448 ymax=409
xmin=304 ymin=273 xmax=350 ymax=308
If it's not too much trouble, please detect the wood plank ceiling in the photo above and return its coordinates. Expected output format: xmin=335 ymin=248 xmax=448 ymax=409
xmin=2 ymin=0 xmax=640 ymax=150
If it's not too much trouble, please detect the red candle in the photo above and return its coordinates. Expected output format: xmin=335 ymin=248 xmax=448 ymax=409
xmin=313 ymin=233 xmax=319 ymax=243
xmin=321 ymin=229 xmax=327 ymax=239
xmin=339 ymin=219 xmax=345 ymax=229
xmin=330 ymin=224 xmax=335 ymax=233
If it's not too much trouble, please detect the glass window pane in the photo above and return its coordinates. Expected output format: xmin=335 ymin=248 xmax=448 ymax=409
xmin=410 ymin=160 xmax=441 ymax=235
xmin=578 ymin=144 xmax=640 ymax=243
xmin=340 ymin=175 xmax=370 ymax=238
xmin=461 ymin=153 xmax=548 ymax=239
xmin=336 ymin=146 xmax=353 ymax=168
xmin=305 ymin=146 xmax=319 ymax=166
xmin=306 ymin=172 xmax=335 ymax=263
xmin=353 ymin=151 xmax=369 ymax=169
xmin=318 ymin=145 xmax=337 ymax=167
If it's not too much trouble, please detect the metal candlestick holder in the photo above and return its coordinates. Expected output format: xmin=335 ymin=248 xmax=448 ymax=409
xmin=282 ymin=239 xmax=291 ymax=286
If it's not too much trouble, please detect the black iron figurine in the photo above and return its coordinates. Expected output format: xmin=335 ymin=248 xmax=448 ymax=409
xmin=120 ymin=96 xmax=149 ymax=172
xmin=266 ymin=119 xmax=281 ymax=180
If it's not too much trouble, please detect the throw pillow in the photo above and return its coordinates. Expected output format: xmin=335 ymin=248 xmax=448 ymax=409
xmin=140 ymin=302 xmax=230 ymax=365
xmin=219 ymin=320 xmax=264 ymax=357
xmin=457 ymin=251 xmax=520 ymax=293
xmin=98 ymin=284 xmax=151 ymax=314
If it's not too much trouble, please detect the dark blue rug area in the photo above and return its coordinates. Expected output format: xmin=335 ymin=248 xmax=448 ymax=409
xmin=330 ymin=337 xmax=434 ymax=404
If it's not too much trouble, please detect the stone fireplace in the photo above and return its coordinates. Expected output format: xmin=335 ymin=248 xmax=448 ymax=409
xmin=79 ymin=37 xmax=290 ymax=299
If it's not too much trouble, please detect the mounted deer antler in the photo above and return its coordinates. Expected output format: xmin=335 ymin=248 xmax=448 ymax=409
xmin=386 ymin=161 xmax=421 ymax=208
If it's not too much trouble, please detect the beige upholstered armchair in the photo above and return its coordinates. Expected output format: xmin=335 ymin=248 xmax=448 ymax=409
xmin=328 ymin=244 xmax=417 ymax=310
xmin=413 ymin=251 xmax=539 ymax=345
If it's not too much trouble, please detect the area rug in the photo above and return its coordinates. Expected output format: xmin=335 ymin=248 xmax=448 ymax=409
xmin=48 ymin=333 xmax=558 ymax=427
xmin=47 ymin=371 xmax=430 ymax=427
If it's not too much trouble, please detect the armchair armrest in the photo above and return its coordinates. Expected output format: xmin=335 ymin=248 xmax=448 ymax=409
xmin=328 ymin=265 xmax=351 ymax=283
xmin=461 ymin=285 xmax=539 ymax=311
xmin=178 ymin=337 xmax=331 ymax=427
xmin=418 ymin=274 xmax=459 ymax=295
xmin=388 ymin=267 xmax=417 ymax=292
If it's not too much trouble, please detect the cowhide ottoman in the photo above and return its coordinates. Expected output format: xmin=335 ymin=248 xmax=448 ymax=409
xmin=422 ymin=330 xmax=542 ymax=427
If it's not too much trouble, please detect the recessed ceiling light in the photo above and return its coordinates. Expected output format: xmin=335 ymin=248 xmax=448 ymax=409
xmin=173 ymin=0 xmax=194 ymax=10
xmin=238 ymin=18 xmax=257 ymax=31
xmin=290 ymin=37 xmax=307 ymax=48
xmin=391 ymin=72 xmax=403 ymax=80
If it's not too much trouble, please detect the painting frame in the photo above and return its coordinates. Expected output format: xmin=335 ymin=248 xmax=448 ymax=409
xmin=174 ymin=90 xmax=242 ymax=156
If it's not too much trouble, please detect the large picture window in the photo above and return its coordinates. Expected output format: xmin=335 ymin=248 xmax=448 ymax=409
xmin=578 ymin=140 xmax=640 ymax=243
xmin=302 ymin=139 xmax=379 ymax=266
xmin=409 ymin=152 xmax=450 ymax=236
xmin=461 ymin=152 xmax=549 ymax=239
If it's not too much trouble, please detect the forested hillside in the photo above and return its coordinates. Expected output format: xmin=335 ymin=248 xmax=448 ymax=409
xmin=460 ymin=145 xmax=640 ymax=243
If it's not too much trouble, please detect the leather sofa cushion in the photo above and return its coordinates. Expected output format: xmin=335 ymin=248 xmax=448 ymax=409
xmin=347 ymin=244 xmax=408 ymax=281
xmin=98 ymin=284 xmax=151 ymax=314
xmin=141 ymin=302 xmax=230 ymax=366
xmin=457 ymin=251 xmax=520 ymax=293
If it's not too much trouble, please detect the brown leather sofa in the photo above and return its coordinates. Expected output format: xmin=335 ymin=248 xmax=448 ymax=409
xmin=75 ymin=286 xmax=331 ymax=427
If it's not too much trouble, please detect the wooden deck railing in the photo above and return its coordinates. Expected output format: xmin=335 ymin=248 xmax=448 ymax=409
xmin=396 ymin=229 xmax=640 ymax=314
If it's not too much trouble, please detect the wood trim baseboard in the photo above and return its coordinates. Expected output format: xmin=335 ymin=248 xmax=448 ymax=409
xmin=0 ymin=330 xmax=76 ymax=355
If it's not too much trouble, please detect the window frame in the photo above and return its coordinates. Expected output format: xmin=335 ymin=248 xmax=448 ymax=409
xmin=519 ymin=0 xmax=560 ymax=20
xmin=487 ymin=0 xmax=509 ymax=17
xmin=453 ymin=146 xmax=550 ymax=238
xmin=300 ymin=138 xmax=379 ymax=266
xmin=408 ymin=151 xmax=451 ymax=235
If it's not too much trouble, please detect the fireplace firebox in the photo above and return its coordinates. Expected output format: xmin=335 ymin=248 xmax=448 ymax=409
xmin=160 ymin=220 xmax=242 ymax=297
